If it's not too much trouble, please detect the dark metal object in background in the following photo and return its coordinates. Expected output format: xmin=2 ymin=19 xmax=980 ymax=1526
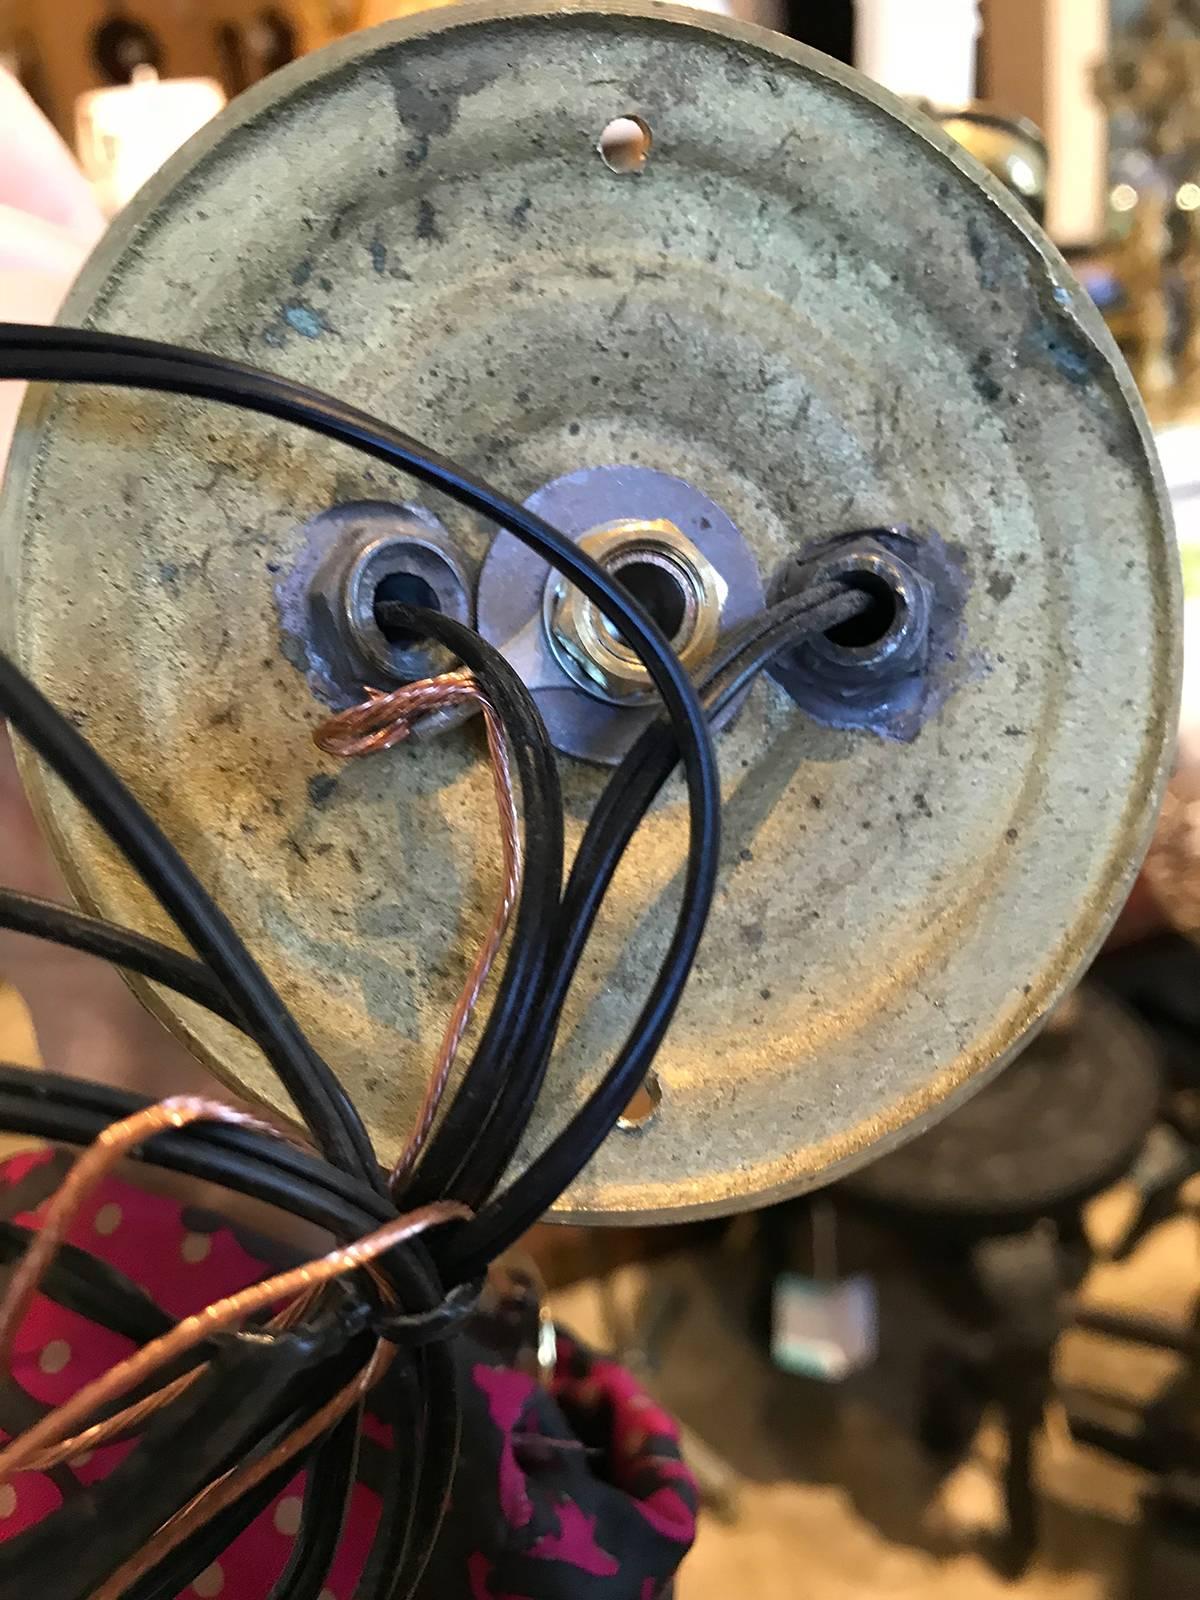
xmin=90 ymin=17 xmax=162 ymax=84
xmin=845 ymin=990 xmax=1163 ymax=1222
xmin=938 ymin=112 xmax=1049 ymax=225
xmin=840 ymin=987 xmax=1164 ymax=1577
xmin=781 ymin=0 xmax=854 ymax=64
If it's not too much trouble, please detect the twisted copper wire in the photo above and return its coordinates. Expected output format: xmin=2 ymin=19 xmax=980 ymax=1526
xmin=89 ymin=1340 xmax=395 ymax=1600
xmin=0 ymin=1097 xmax=284 ymax=1376
xmin=21 ymin=1272 xmax=338 ymax=1473
xmin=313 ymin=673 xmax=524 ymax=1192
xmin=20 ymin=1370 xmax=201 ymax=1474
xmin=0 ymin=1197 xmax=468 ymax=1482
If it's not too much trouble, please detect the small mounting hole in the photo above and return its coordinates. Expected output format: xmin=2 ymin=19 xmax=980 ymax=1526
xmin=598 ymin=115 xmax=652 ymax=174
xmin=618 ymin=1071 xmax=662 ymax=1131
xmin=825 ymin=572 xmax=901 ymax=649
xmin=373 ymin=571 xmax=440 ymax=646
xmin=613 ymin=559 xmax=687 ymax=642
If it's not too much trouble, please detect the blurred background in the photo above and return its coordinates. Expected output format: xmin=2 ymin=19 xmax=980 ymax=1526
xmin=8 ymin=2 xmax=1200 ymax=1596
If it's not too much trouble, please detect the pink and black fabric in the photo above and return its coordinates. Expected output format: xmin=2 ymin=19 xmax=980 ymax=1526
xmin=0 ymin=1148 xmax=698 ymax=1598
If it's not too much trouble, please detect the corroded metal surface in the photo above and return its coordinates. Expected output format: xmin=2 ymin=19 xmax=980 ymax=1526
xmin=0 ymin=2 xmax=1180 ymax=1222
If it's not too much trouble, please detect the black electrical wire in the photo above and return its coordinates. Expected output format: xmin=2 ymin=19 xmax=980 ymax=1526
xmin=120 ymin=1333 xmax=374 ymax=1600
xmin=0 ymin=325 xmax=721 ymax=1190
xmin=0 ymin=653 xmax=378 ymax=1188
xmin=352 ymin=1339 xmax=429 ymax=1600
xmin=125 ymin=1438 xmax=324 ymax=1600
xmin=428 ymin=584 xmax=861 ymax=1213
xmin=265 ymin=1407 xmax=361 ymax=1600
xmin=371 ymin=604 xmax=564 ymax=1208
xmin=388 ymin=1337 xmax=461 ymax=1600
xmin=0 ymin=1309 xmax=371 ymax=1600
xmin=0 ymin=1219 xmax=173 ymax=1346
xmin=0 ymin=1066 xmax=390 ymax=1235
xmin=388 ymin=583 xmax=858 ymax=1216
xmin=0 ymin=1066 xmax=447 ymax=1600
xmin=0 ymin=888 xmax=239 ymax=1026
xmin=439 ymin=584 xmax=869 ymax=1270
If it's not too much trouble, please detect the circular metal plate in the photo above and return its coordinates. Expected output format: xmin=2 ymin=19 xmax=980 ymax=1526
xmin=0 ymin=2 xmax=1179 ymax=1222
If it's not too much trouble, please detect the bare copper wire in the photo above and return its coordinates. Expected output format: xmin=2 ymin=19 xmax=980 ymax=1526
xmin=20 ymin=1370 xmax=201 ymax=1474
xmin=19 ymin=1275 xmax=335 ymax=1474
xmin=88 ymin=1340 xmax=395 ymax=1600
xmin=0 ymin=1097 xmax=284 ymax=1377
xmin=313 ymin=672 xmax=524 ymax=1191
xmin=0 ymin=1197 xmax=468 ymax=1482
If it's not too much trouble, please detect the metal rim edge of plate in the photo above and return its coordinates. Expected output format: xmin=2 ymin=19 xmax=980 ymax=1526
xmin=0 ymin=0 xmax=1181 ymax=1224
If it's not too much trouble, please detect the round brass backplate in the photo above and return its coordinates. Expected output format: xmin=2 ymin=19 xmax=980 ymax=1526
xmin=0 ymin=2 xmax=1179 ymax=1222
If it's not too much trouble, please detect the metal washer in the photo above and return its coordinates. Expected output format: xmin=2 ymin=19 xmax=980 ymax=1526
xmin=477 ymin=464 xmax=766 ymax=763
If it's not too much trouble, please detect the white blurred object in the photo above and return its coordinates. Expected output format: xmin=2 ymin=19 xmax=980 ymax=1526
xmin=1044 ymin=0 xmax=1109 ymax=246
xmin=1156 ymin=423 xmax=1200 ymax=773
xmin=854 ymin=0 xmax=981 ymax=106
xmin=75 ymin=67 xmax=226 ymax=218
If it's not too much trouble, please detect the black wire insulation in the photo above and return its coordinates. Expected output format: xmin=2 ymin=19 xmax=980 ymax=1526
xmin=0 ymin=1314 xmax=371 ymax=1600
xmin=0 ymin=1219 xmax=173 ymax=1346
xmin=265 ymin=1408 xmax=361 ymax=1600
xmin=423 ymin=584 xmax=864 ymax=1217
xmin=0 ymin=888 xmax=239 ymax=1025
xmin=0 ymin=653 xmax=378 ymax=1187
xmin=369 ymin=605 xmax=564 ymax=1209
xmin=122 ymin=1338 xmax=371 ymax=1600
xmin=438 ymin=586 xmax=869 ymax=1269
xmin=0 ymin=325 xmax=722 ymax=1194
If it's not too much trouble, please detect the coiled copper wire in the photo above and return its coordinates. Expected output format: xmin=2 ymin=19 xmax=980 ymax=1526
xmin=313 ymin=672 xmax=524 ymax=1191
xmin=0 ymin=1190 xmax=467 ymax=1482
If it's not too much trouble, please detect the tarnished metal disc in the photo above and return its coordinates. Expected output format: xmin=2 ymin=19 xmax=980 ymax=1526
xmin=0 ymin=2 xmax=1179 ymax=1221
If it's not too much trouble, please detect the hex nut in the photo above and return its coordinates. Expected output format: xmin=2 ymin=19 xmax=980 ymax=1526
xmin=767 ymin=527 xmax=959 ymax=741
xmin=306 ymin=505 xmax=473 ymax=698
xmin=544 ymin=519 xmax=728 ymax=705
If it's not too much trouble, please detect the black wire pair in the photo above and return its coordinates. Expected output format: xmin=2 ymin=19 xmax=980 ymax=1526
xmin=407 ymin=583 xmax=868 ymax=1259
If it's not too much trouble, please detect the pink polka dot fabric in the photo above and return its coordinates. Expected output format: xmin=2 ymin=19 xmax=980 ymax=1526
xmin=0 ymin=1148 xmax=374 ymax=1598
xmin=0 ymin=1147 xmax=697 ymax=1598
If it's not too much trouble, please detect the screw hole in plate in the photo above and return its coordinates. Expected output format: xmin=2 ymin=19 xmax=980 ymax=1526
xmin=598 ymin=115 xmax=652 ymax=174
xmin=618 ymin=1070 xmax=662 ymax=1131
